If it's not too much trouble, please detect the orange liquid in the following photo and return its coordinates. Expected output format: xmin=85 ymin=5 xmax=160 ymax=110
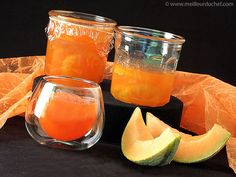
xmin=111 ymin=64 xmax=175 ymax=107
xmin=45 ymin=23 xmax=113 ymax=83
xmin=39 ymin=91 xmax=97 ymax=141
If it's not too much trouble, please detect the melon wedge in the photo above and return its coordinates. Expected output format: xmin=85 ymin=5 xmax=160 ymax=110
xmin=121 ymin=107 xmax=181 ymax=166
xmin=146 ymin=113 xmax=231 ymax=163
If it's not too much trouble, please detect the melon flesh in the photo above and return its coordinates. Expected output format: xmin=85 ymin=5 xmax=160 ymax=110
xmin=121 ymin=107 xmax=181 ymax=166
xmin=146 ymin=113 xmax=231 ymax=163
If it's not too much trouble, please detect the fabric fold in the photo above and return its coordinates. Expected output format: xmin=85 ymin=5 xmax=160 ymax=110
xmin=0 ymin=56 xmax=44 ymax=127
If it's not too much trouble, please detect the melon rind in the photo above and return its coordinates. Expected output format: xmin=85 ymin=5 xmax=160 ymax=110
xmin=146 ymin=112 xmax=231 ymax=163
xmin=121 ymin=107 xmax=181 ymax=166
xmin=158 ymin=133 xmax=181 ymax=166
xmin=173 ymin=124 xmax=231 ymax=163
xmin=131 ymin=129 xmax=180 ymax=166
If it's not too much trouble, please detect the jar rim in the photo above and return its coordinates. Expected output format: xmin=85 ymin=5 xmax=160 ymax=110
xmin=116 ymin=26 xmax=185 ymax=44
xmin=49 ymin=10 xmax=117 ymax=27
xmin=42 ymin=75 xmax=101 ymax=90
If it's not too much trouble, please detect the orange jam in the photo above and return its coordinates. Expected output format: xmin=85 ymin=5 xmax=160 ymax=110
xmin=111 ymin=63 xmax=175 ymax=107
xmin=45 ymin=11 xmax=116 ymax=83
xmin=39 ymin=91 xmax=97 ymax=141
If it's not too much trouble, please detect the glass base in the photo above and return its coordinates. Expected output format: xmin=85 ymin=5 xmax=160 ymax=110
xmin=25 ymin=121 xmax=103 ymax=151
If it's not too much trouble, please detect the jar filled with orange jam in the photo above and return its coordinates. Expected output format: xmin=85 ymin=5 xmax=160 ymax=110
xmin=45 ymin=10 xmax=117 ymax=83
xmin=111 ymin=26 xmax=185 ymax=107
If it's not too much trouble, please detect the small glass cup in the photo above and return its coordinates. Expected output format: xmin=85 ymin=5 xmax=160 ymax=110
xmin=25 ymin=76 xmax=104 ymax=150
xmin=45 ymin=10 xmax=117 ymax=83
xmin=111 ymin=26 xmax=185 ymax=107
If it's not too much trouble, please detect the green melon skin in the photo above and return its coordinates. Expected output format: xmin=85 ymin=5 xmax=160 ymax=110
xmin=173 ymin=124 xmax=231 ymax=163
xmin=145 ymin=112 xmax=231 ymax=164
xmin=159 ymin=135 xmax=181 ymax=166
xmin=123 ymin=129 xmax=181 ymax=167
xmin=134 ymin=137 xmax=180 ymax=166
xmin=174 ymin=132 xmax=231 ymax=163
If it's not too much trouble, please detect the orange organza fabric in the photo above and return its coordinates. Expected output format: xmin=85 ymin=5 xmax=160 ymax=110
xmin=0 ymin=56 xmax=44 ymax=128
xmin=0 ymin=59 xmax=236 ymax=173
xmin=172 ymin=71 xmax=236 ymax=173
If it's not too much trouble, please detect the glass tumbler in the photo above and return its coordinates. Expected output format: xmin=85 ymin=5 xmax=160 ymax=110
xmin=45 ymin=10 xmax=117 ymax=83
xmin=25 ymin=76 xmax=104 ymax=150
xmin=111 ymin=26 xmax=185 ymax=107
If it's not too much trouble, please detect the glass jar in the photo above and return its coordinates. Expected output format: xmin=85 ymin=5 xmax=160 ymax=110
xmin=45 ymin=10 xmax=117 ymax=83
xmin=25 ymin=76 xmax=104 ymax=150
xmin=111 ymin=26 xmax=185 ymax=107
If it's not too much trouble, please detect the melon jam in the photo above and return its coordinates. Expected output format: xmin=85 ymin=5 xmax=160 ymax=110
xmin=111 ymin=26 xmax=185 ymax=107
xmin=45 ymin=10 xmax=116 ymax=83
xmin=25 ymin=76 xmax=105 ymax=150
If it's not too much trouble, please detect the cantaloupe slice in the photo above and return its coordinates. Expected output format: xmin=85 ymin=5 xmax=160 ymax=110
xmin=146 ymin=112 xmax=231 ymax=163
xmin=121 ymin=107 xmax=181 ymax=166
